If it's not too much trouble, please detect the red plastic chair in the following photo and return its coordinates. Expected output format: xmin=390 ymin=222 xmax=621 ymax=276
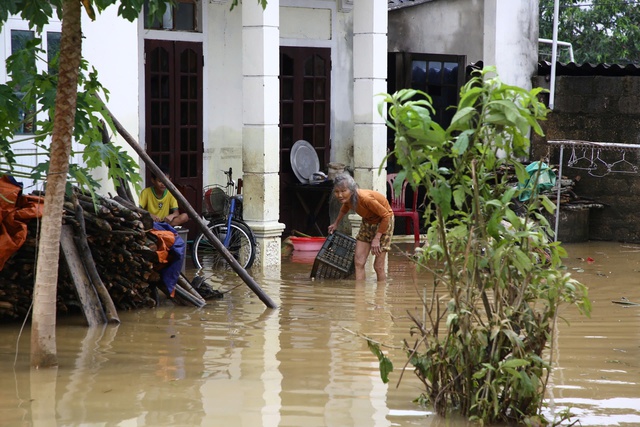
xmin=387 ymin=173 xmax=420 ymax=245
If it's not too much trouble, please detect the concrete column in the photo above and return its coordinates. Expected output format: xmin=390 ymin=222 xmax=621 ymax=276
xmin=484 ymin=0 xmax=539 ymax=89
xmin=242 ymin=0 xmax=285 ymax=270
xmin=351 ymin=0 xmax=388 ymax=278
xmin=352 ymin=0 xmax=388 ymax=194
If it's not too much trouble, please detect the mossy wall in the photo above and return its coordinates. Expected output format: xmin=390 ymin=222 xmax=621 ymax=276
xmin=531 ymin=75 xmax=640 ymax=243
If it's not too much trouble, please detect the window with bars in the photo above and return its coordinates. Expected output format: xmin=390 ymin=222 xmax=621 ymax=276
xmin=8 ymin=29 xmax=61 ymax=135
xmin=11 ymin=30 xmax=35 ymax=135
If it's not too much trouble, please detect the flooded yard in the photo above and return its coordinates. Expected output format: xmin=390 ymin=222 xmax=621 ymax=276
xmin=0 ymin=241 xmax=638 ymax=426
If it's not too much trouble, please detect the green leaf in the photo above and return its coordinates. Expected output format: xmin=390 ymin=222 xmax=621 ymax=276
xmin=501 ymin=186 xmax=517 ymax=204
xmin=453 ymin=185 xmax=467 ymax=209
xmin=446 ymin=313 xmax=458 ymax=328
xmin=473 ymin=365 xmax=490 ymax=379
xmin=451 ymin=130 xmax=471 ymax=155
xmin=379 ymin=356 xmax=393 ymax=384
xmin=514 ymin=248 xmax=533 ymax=271
xmin=501 ymin=358 xmax=529 ymax=369
xmin=367 ymin=341 xmax=393 ymax=384
xmin=504 ymin=208 xmax=521 ymax=228
xmin=540 ymin=195 xmax=557 ymax=214
xmin=448 ymin=106 xmax=476 ymax=131
xmin=458 ymin=86 xmax=483 ymax=110
xmin=519 ymin=370 xmax=534 ymax=395
xmin=432 ymin=182 xmax=452 ymax=219
xmin=16 ymin=0 xmax=56 ymax=32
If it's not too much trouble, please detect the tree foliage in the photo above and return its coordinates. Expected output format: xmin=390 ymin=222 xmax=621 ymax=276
xmin=540 ymin=0 xmax=640 ymax=64
xmin=373 ymin=69 xmax=591 ymax=425
xmin=0 ymin=0 xmax=169 ymax=193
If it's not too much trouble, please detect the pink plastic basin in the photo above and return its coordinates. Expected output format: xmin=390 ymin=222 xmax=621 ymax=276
xmin=289 ymin=236 xmax=326 ymax=252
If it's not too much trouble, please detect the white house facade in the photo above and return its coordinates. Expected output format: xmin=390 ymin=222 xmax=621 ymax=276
xmin=1 ymin=0 xmax=539 ymax=273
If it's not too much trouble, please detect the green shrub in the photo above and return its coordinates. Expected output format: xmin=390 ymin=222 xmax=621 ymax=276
xmin=374 ymin=68 xmax=591 ymax=425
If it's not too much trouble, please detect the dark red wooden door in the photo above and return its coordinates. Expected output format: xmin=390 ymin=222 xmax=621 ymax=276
xmin=279 ymin=46 xmax=331 ymax=236
xmin=144 ymin=39 xmax=203 ymax=237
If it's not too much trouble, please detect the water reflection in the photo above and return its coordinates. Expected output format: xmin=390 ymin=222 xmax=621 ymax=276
xmin=0 ymin=242 xmax=637 ymax=426
xmin=544 ymin=242 xmax=640 ymax=426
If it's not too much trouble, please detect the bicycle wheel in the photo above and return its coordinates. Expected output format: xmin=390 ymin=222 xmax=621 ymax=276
xmin=192 ymin=219 xmax=256 ymax=270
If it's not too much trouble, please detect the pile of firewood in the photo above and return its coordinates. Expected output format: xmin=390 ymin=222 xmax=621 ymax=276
xmin=0 ymin=225 xmax=41 ymax=320
xmin=0 ymin=190 xmax=198 ymax=323
xmin=63 ymin=192 xmax=160 ymax=307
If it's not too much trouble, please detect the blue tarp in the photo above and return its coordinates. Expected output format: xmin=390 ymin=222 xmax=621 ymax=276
xmin=152 ymin=222 xmax=186 ymax=295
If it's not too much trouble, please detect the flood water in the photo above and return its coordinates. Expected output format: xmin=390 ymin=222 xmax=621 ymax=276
xmin=0 ymin=241 xmax=638 ymax=427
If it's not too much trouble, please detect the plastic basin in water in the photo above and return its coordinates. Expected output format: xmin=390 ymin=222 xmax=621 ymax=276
xmin=289 ymin=236 xmax=326 ymax=252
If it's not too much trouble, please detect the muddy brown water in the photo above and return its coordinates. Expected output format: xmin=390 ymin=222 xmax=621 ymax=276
xmin=0 ymin=241 xmax=638 ymax=427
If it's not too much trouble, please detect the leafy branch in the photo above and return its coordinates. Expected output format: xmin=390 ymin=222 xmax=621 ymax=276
xmin=372 ymin=68 xmax=591 ymax=425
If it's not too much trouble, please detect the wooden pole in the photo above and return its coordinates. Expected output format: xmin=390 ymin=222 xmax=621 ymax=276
xmin=60 ymin=225 xmax=107 ymax=326
xmin=104 ymin=106 xmax=278 ymax=309
xmin=70 ymin=193 xmax=121 ymax=323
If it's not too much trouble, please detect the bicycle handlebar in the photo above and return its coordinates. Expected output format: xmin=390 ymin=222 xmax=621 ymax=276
xmin=223 ymin=168 xmax=234 ymax=189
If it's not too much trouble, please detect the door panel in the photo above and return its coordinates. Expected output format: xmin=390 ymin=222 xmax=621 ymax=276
xmin=280 ymin=47 xmax=331 ymax=236
xmin=145 ymin=40 xmax=203 ymax=239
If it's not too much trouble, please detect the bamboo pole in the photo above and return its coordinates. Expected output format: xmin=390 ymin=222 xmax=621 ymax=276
xmin=103 ymin=105 xmax=277 ymax=309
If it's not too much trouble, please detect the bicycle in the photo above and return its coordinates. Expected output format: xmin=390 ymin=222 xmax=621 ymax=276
xmin=191 ymin=168 xmax=257 ymax=270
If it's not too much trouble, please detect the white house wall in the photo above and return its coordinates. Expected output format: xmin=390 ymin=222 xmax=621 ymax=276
xmin=281 ymin=6 xmax=331 ymax=40
xmin=388 ymin=0 xmax=484 ymax=61
xmin=388 ymin=0 xmax=539 ymax=89
xmin=332 ymin=10 xmax=355 ymax=166
xmin=206 ymin=3 xmax=245 ymax=190
xmin=82 ymin=7 xmax=140 ymax=196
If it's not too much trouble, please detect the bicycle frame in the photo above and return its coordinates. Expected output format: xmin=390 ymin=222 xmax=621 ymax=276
xmin=212 ymin=168 xmax=249 ymax=246
xmin=192 ymin=167 xmax=256 ymax=270
xmin=223 ymin=196 xmax=238 ymax=247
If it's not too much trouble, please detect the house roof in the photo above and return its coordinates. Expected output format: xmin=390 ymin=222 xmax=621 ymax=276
xmin=388 ymin=0 xmax=437 ymax=11
xmin=538 ymin=61 xmax=640 ymax=77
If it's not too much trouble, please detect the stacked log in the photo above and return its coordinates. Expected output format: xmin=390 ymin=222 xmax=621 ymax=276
xmin=0 ymin=227 xmax=39 ymax=320
xmin=64 ymin=192 xmax=161 ymax=310
xmin=0 ymin=190 xmax=183 ymax=322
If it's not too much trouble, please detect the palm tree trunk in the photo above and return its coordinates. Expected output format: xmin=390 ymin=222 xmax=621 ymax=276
xmin=30 ymin=0 xmax=82 ymax=368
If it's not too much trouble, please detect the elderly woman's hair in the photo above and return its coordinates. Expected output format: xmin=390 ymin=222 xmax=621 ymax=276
xmin=333 ymin=172 xmax=358 ymax=207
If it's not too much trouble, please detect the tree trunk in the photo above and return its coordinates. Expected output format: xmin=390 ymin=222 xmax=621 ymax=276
xmin=30 ymin=0 xmax=82 ymax=368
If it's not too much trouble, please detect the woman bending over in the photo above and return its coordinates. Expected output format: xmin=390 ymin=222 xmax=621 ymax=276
xmin=328 ymin=173 xmax=394 ymax=281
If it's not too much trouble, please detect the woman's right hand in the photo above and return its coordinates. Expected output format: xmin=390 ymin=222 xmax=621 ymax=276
xmin=328 ymin=223 xmax=337 ymax=234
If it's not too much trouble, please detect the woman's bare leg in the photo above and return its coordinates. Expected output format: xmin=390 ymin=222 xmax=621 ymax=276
xmin=373 ymin=252 xmax=387 ymax=281
xmin=354 ymin=240 xmax=371 ymax=280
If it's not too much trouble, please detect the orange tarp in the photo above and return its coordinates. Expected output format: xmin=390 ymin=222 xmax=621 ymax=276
xmin=0 ymin=176 xmax=44 ymax=271
xmin=149 ymin=229 xmax=176 ymax=265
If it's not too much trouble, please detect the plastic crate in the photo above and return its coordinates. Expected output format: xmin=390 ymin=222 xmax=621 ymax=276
xmin=310 ymin=231 xmax=356 ymax=279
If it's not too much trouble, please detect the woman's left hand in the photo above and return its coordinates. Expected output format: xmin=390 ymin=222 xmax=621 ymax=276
xmin=371 ymin=238 xmax=381 ymax=255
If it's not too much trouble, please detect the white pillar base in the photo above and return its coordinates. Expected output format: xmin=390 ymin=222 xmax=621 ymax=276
xmin=245 ymin=220 xmax=286 ymax=274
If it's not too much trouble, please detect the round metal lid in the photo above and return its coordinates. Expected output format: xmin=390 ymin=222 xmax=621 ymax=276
xmin=290 ymin=140 xmax=320 ymax=183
